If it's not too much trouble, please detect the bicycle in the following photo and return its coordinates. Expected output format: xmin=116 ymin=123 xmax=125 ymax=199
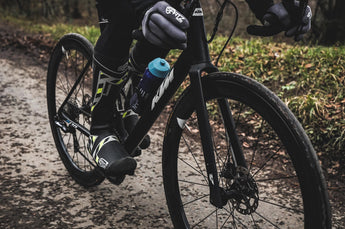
xmin=46 ymin=0 xmax=331 ymax=228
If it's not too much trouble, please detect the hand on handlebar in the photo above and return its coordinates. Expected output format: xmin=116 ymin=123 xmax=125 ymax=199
xmin=247 ymin=0 xmax=312 ymax=41
xmin=141 ymin=1 xmax=189 ymax=50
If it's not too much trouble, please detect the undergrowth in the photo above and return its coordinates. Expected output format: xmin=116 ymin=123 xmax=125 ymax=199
xmin=207 ymin=38 xmax=345 ymax=173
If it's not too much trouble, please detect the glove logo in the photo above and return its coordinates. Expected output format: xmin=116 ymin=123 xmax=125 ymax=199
xmin=307 ymin=10 xmax=312 ymax=19
xmin=165 ymin=6 xmax=184 ymax=23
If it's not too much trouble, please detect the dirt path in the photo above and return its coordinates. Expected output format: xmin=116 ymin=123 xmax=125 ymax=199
xmin=0 ymin=48 xmax=172 ymax=228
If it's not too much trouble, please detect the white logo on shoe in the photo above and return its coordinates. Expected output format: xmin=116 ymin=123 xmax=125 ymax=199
xmin=99 ymin=158 xmax=109 ymax=169
xmin=165 ymin=6 xmax=184 ymax=23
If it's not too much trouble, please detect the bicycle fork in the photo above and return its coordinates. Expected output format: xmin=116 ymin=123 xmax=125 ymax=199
xmin=190 ymin=68 xmax=247 ymax=208
xmin=189 ymin=65 xmax=246 ymax=209
xmin=186 ymin=2 xmax=247 ymax=207
xmin=189 ymin=64 xmax=224 ymax=208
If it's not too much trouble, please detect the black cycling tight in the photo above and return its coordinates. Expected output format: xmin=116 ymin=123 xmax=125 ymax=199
xmin=95 ymin=0 xmax=169 ymax=75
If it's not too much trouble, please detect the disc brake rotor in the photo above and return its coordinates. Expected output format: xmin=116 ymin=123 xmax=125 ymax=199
xmin=228 ymin=166 xmax=259 ymax=215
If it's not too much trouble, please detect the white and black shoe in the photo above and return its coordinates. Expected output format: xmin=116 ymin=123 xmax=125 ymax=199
xmin=88 ymin=130 xmax=137 ymax=178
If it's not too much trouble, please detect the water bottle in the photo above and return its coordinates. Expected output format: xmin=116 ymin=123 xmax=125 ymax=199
xmin=130 ymin=58 xmax=170 ymax=114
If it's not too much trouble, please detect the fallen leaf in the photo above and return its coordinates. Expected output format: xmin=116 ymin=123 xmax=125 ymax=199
xmin=305 ymin=63 xmax=313 ymax=68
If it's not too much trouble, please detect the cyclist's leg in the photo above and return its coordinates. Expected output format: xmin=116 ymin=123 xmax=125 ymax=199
xmin=90 ymin=0 xmax=138 ymax=178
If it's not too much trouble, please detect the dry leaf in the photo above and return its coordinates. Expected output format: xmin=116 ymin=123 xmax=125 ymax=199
xmin=305 ymin=63 xmax=313 ymax=68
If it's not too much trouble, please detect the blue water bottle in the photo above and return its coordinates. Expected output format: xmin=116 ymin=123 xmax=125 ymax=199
xmin=130 ymin=58 xmax=170 ymax=114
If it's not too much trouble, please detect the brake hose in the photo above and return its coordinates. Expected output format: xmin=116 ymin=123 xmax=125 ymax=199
xmin=207 ymin=0 xmax=238 ymax=67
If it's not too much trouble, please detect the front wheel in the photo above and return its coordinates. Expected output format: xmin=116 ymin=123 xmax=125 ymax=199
xmin=163 ymin=72 xmax=331 ymax=228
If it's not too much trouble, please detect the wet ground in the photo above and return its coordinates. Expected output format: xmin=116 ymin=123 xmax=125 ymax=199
xmin=0 ymin=48 xmax=174 ymax=228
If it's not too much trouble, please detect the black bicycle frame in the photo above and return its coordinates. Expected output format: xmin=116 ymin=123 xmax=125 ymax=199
xmin=53 ymin=0 xmax=246 ymax=208
xmin=123 ymin=0 xmax=246 ymax=208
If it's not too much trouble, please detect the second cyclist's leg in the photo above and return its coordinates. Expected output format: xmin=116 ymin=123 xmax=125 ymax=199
xmin=90 ymin=0 xmax=137 ymax=178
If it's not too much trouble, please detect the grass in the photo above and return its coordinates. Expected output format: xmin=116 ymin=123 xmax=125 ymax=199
xmin=1 ymin=15 xmax=100 ymax=44
xmin=2 ymin=16 xmax=344 ymax=170
xmin=209 ymin=38 xmax=345 ymax=164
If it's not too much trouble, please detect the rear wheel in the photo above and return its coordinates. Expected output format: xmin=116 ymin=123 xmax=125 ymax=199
xmin=163 ymin=72 xmax=331 ymax=228
xmin=47 ymin=33 xmax=104 ymax=187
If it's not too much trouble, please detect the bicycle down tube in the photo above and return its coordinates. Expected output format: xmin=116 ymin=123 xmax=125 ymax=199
xmin=123 ymin=0 xmax=242 ymax=208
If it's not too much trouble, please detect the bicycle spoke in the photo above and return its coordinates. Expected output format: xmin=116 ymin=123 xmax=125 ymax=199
xmin=76 ymin=148 xmax=97 ymax=168
xmin=78 ymin=132 xmax=86 ymax=170
xmin=181 ymin=134 xmax=208 ymax=184
xmin=191 ymin=208 xmax=218 ymax=229
xmin=56 ymin=85 xmax=68 ymax=95
xmin=231 ymin=213 xmax=238 ymax=229
xmin=233 ymin=103 xmax=244 ymax=125
xmin=220 ymin=213 xmax=231 ymax=229
xmin=250 ymin=213 xmax=257 ymax=228
xmin=63 ymin=51 xmax=72 ymax=90
xmin=222 ymin=207 xmax=248 ymax=229
xmin=216 ymin=208 xmax=218 ymax=229
xmin=57 ymin=76 xmax=69 ymax=94
xmin=254 ymin=211 xmax=280 ymax=228
xmin=74 ymin=50 xmax=78 ymax=80
xmin=178 ymin=179 xmax=209 ymax=187
xmin=182 ymin=194 xmax=209 ymax=207
xmin=73 ymin=53 xmax=87 ymax=98
xmin=248 ymin=119 xmax=264 ymax=172
xmin=64 ymin=133 xmax=72 ymax=150
xmin=252 ymin=146 xmax=283 ymax=177
xmin=178 ymin=156 xmax=207 ymax=181
xmin=213 ymin=140 xmax=227 ymax=171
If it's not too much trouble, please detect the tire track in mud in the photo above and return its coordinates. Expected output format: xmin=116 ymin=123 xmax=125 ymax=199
xmin=0 ymin=49 xmax=172 ymax=228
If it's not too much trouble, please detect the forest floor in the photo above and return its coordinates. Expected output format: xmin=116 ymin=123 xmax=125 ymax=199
xmin=0 ymin=21 xmax=344 ymax=228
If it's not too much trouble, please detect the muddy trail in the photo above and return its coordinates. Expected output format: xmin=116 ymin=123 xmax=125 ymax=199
xmin=0 ymin=46 xmax=174 ymax=228
xmin=0 ymin=23 xmax=344 ymax=228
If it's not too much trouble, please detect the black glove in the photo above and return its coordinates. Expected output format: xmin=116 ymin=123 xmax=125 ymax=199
xmin=142 ymin=1 xmax=189 ymax=49
xmin=247 ymin=0 xmax=312 ymax=41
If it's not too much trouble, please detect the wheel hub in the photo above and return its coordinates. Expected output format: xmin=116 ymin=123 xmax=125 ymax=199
xmin=221 ymin=165 xmax=259 ymax=215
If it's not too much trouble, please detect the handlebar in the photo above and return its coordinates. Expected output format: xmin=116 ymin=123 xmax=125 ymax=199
xmin=132 ymin=0 xmax=309 ymax=42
